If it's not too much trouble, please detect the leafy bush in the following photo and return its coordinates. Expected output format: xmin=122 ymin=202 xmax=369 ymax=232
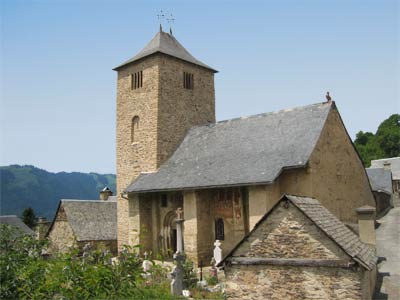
xmin=0 ymin=224 xmax=176 ymax=300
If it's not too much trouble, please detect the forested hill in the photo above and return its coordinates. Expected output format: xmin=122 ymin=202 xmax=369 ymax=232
xmin=0 ymin=165 xmax=116 ymax=220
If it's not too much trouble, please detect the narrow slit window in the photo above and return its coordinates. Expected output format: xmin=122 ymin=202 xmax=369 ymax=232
xmin=215 ymin=218 xmax=224 ymax=240
xmin=161 ymin=194 xmax=168 ymax=207
xmin=131 ymin=116 xmax=139 ymax=142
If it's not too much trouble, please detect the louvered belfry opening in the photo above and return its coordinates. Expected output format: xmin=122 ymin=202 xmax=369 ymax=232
xmin=183 ymin=71 xmax=194 ymax=89
xmin=131 ymin=71 xmax=143 ymax=90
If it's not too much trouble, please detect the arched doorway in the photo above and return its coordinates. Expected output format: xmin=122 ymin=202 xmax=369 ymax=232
xmin=161 ymin=211 xmax=177 ymax=256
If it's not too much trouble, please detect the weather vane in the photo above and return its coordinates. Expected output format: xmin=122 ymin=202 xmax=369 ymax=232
xmin=166 ymin=13 xmax=175 ymax=35
xmin=157 ymin=10 xmax=165 ymax=31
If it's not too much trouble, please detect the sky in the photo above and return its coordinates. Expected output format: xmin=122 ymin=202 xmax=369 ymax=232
xmin=1 ymin=0 xmax=399 ymax=174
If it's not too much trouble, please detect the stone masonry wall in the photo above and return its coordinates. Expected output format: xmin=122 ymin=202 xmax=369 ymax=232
xmin=116 ymin=53 xmax=215 ymax=251
xmin=48 ymin=220 xmax=76 ymax=254
xmin=116 ymin=56 xmax=160 ymax=249
xmin=158 ymin=55 xmax=215 ymax=165
xmin=184 ymin=188 xmax=247 ymax=264
xmin=234 ymin=202 xmax=350 ymax=260
xmin=225 ymin=265 xmax=363 ymax=300
xmin=48 ymin=205 xmax=77 ymax=254
xmin=77 ymin=240 xmax=118 ymax=256
xmin=224 ymin=201 xmax=364 ymax=300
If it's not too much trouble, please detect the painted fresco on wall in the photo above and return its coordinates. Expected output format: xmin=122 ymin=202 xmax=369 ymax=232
xmin=214 ymin=188 xmax=242 ymax=219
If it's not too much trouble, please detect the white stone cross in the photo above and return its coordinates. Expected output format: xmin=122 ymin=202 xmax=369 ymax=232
xmin=213 ymin=240 xmax=222 ymax=266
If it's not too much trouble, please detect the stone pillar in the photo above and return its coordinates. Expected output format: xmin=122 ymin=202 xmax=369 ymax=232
xmin=176 ymin=207 xmax=184 ymax=253
xmin=183 ymin=191 xmax=199 ymax=263
xmin=127 ymin=194 xmax=140 ymax=249
xmin=171 ymin=207 xmax=185 ymax=296
xmin=355 ymin=205 xmax=376 ymax=246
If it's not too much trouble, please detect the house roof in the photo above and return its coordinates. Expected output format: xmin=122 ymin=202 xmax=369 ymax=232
xmin=49 ymin=200 xmax=117 ymax=241
xmin=0 ymin=215 xmax=35 ymax=236
xmin=366 ymin=168 xmax=393 ymax=195
xmin=218 ymin=195 xmax=377 ymax=271
xmin=125 ymin=102 xmax=333 ymax=193
xmin=370 ymin=157 xmax=400 ymax=180
xmin=113 ymin=30 xmax=217 ymax=72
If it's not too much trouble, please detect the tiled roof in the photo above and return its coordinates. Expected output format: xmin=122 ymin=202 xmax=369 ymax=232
xmin=125 ymin=102 xmax=332 ymax=193
xmin=366 ymin=168 xmax=393 ymax=195
xmin=113 ymin=30 xmax=216 ymax=72
xmin=51 ymin=200 xmax=117 ymax=241
xmin=0 ymin=215 xmax=35 ymax=236
xmin=219 ymin=195 xmax=377 ymax=271
xmin=287 ymin=195 xmax=377 ymax=270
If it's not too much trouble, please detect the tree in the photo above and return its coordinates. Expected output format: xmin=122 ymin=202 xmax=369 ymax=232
xmin=22 ymin=207 xmax=36 ymax=229
xmin=354 ymin=114 xmax=400 ymax=167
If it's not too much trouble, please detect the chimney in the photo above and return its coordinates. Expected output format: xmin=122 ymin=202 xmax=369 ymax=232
xmin=36 ymin=217 xmax=50 ymax=240
xmin=100 ymin=186 xmax=113 ymax=201
xmin=355 ymin=205 xmax=376 ymax=246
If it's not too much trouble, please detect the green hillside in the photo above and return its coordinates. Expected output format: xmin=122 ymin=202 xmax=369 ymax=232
xmin=0 ymin=165 xmax=116 ymax=220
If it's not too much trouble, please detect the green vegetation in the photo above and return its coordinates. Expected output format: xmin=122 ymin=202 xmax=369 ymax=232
xmin=0 ymin=165 xmax=116 ymax=220
xmin=22 ymin=207 xmax=36 ymax=229
xmin=0 ymin=224 xmax=175 ymax=300
xmin=354 ymin=114 xmax=400 ymax=167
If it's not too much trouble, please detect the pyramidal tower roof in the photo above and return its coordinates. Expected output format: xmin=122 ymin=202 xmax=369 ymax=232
xmin=113 ymin=30 xmax=217 ymax=72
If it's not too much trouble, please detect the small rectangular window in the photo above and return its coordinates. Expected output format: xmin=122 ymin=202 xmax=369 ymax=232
xmin=131 ymin=71 xmax=143 ymax=90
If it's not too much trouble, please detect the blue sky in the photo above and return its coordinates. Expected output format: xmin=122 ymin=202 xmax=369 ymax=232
xmin=1 ymin=0 xmax=399 ymax=174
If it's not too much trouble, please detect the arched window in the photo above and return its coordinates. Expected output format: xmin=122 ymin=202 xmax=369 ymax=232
xmin=131 ymin=116 xmax=139 ymax=143
xmin=215 ymin=218 xmax=224 ymax=240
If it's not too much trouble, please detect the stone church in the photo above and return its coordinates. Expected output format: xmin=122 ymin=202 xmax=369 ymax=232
xmin=113 ymin=29 xmax=375 ymax=263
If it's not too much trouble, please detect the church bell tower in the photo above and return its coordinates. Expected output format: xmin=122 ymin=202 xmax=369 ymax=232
xmin=114 ymin=28 xmax=217 ymax=248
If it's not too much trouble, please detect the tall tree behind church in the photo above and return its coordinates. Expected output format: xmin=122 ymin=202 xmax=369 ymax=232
xmin=354 ymin=114 xmax=400 ymax=167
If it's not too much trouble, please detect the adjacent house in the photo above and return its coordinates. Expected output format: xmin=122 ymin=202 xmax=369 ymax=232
xmin=219 ymin=195 xmax=377 ymax=300
xmin=366 ymin=168 xmax=393 ymax=216
xmin=0 ymin=215 xmax=35 ymax=236
xmin=46 ymin=191 xmax=117 ymax=255
xmin=370 ymin=157 xmax=400 ymax=196
xmin=114 ymin=29 xmax=376 ymax=264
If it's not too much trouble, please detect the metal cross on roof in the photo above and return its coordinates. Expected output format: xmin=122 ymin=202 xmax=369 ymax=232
xmin=157 ymin=10 xmax=165 ymax=31
xmin=166 ymin=14 xmax=175 ymax=35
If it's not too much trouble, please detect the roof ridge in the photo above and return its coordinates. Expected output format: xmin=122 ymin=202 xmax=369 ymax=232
xmin=219 ymin=101 xmax=329 ymax=123
xmin=192 ymin=101 xmax=330 ymax=130
xmin=61 ymin=199 xmax=114 ymax=202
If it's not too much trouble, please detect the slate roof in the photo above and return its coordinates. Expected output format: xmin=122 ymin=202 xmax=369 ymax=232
xmin=125 ymin=102 xmax=333 ymax=193
xmin=51 ymin=200 xmax=117 ymax=241
xmin=287 ymin=195 xmax=377 ymax=270
xmin=371 ymin=157 xmax=400 ymax=180
xmin=113 ymin=30 xmax=216 ymax=72
xmin=0 ymin=215 xmax=35 ymax=236
xmin=219 ymin=195 xmax=377 ymax=270
xmin=366 ymin=168 xmax=393 ymax=195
